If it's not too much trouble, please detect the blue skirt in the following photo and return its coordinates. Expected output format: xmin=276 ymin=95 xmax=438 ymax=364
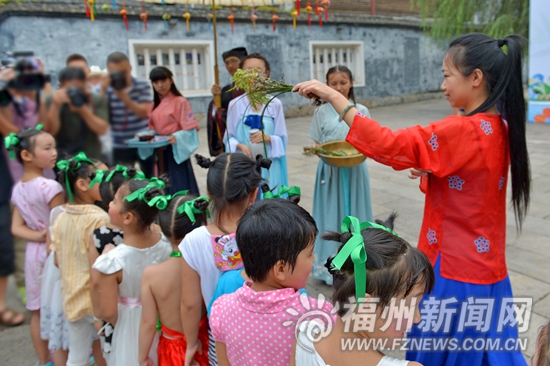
xmin=311 ymin=160 xmax=373 ymax=284
xmin=406 ymin=254 xmax=527 ymax=366
xmin=162 ymin=147 xmax=199 ymax=196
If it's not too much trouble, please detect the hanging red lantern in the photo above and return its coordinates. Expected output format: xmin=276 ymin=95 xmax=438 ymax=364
xmin=322 ymin=0 xmax=329 ymax=21
xmin=318 ymin=7 xmax=324 ymax=27
xmin=120 ymin=8 xmax=128 ymax=30
xmin=140 ymin=12 xmax=148 ymax=30
xmin=305 ymin=2 xmax=313 ymax=26
xmin=272 ymin=13 xmax=279 ymax=32
xmin=228 ymin=8 xmax=235 ymax=33
xmin=296 ymin=0 xmax=301 ymax=16
xmin=85 ymin=0 xmax=91 ymax=18
xmin=315 ymin=1 xmax=319 ymax=15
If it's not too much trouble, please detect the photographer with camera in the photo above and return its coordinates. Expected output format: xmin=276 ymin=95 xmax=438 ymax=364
xmin=101 ymin=52 xmax=153 ymax=176
xmin=45 ymin=67 xmax=108 ymax=160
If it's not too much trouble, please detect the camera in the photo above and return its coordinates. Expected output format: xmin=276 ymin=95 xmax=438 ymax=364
xmin=66 ymin=86 xmax=87 ymax=107
xmin=110 ymin=71 xmax=127 ymax=91
xmin=1 ymin=51 xmax=50 ymax=91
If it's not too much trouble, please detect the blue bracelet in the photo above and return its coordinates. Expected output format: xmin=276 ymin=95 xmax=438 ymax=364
xmin=338 ymin=104 xmax=355 ymax=122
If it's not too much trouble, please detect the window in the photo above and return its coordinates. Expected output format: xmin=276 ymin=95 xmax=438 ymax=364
xmin=309 ymin=41 xmax=365 ymax=87
xmin=128 ymin=39 xmax=215 ymax=97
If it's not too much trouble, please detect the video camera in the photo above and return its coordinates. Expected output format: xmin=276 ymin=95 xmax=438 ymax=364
xmin=1 ymin=51 xmax=51 ymax=91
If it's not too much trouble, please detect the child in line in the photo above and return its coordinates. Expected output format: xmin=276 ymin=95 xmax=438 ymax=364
xmin=41 ymin=159 xmax=109 ymax=366
xmin=295 ymin=33 xmax=530 ymax=366
xmin=89 ymin=164 xmax=144 ymax=360
xmin=50 ymin=152 xmax=108 ymax=366
xmin=291 ymin=213 xmax=434 ymax=366
xmin=225 ymin=53 xmax=288 ymax=192
xmin=206 ymin=182 xmax=303 ymax=315
xmin=93 ymin=178 xmax=171 ymax=366
xmin=6 ymin=127 xmax=64 ymax=366
xmin=180 ymin=153 xmax=267 ymax=365
xmin=139 ymin=193 xmax=211 ymax=366
xmin=308 ymin=65 xmax=374 ymax=285
xmin=148 ymin=66 xmax=200 ymax=195
xmin=210 ymin=199 xmax=333 ymax=366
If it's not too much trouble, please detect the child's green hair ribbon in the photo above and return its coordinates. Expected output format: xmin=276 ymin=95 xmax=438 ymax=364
xmin=176 ymin=196 xmax=211 ymax=224
xmin=35 ymin=123 xmax=43 ymax=131
xmin=56 ymin=152 xmax=94 ymax=202
xmin=263 ymin=185 xmax=301 ymax=199
xmin=147 ymin=190 xmax=189 ymax=210
xmin=124 ymin=179 xmax=166 ymax=203
xmin=89 ymin=170 xmax=107 ymax=188
xmin=4 ymin=133 xmax=20 ymax=160
xmin=331 ymin=216 xmax=403 ymax=302
xmin=331 ymin=216 xmax=368 ymax=302
xmin=106 ymin=164 xmax=146 ymax=182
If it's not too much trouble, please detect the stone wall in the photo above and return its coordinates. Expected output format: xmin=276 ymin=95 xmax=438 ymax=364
xmin=0 ymin=4 xmax=446 ymax=117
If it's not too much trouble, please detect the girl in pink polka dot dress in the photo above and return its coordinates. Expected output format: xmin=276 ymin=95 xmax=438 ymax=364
xmin=210 ymin=199 xmax=335 ymax=366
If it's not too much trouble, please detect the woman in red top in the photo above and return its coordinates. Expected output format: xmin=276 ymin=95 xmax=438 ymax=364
xmin=295 ymin=33 xmax=530 ymax=366
xmin=148 ymin=66 xmax=199 ymax=195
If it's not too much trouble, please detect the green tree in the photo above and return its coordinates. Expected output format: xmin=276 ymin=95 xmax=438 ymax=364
xmin=411 ymin=0 xmax=529 ymax=41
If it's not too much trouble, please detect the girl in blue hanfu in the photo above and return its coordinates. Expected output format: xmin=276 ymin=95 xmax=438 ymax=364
xmin=295 ymin=33 xmax=530 ymax=366
xmin=308 ymin=65 xmax=373 ymax=285
xmin=225 ymin=53 xmax=288 ymax=193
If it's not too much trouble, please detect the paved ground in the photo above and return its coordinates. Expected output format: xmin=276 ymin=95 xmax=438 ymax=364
xmin=2 ymin=98 xmax=550 ymax=364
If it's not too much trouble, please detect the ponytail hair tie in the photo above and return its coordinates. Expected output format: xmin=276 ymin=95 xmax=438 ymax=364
xmin=147 ymin=190 xmax=189 ymax=210
xmin=106 ymin=164 xmax=146 ymax=182
xmin=4 ymin=133 xmax=20 ymax=160
xmin=124 ymin=178 xmax=166 ymax=204
xmin=56 ymin=152 xmax=94 ymax=202
xmin=176 ymin=196 xmax=211 ymax=224
xmin=262 ymin=185 xmax=301 ymax=200
xmin=89 ymin=170 xmax=107 ymax=188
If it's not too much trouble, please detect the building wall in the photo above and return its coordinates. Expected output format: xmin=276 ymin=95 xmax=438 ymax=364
xmin=0 ymin=14 xmax=445 ymax=114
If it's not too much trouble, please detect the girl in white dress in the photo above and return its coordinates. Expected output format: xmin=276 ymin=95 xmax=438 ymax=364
xmin=291 ymin=213 xmax=434 ymax=366
xmin=93 ymin=178 xmax=171 ymax=366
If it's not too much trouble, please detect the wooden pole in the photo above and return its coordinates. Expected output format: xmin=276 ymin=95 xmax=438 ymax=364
xmin=212 ymin=0 xmax=222 ymax=108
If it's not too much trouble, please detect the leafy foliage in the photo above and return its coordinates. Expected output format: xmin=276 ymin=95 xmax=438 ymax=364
xmin=410 ymin=0 xmax=529 ymax=41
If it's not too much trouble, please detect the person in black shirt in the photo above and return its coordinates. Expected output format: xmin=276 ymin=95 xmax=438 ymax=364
xmin=206 ymin=47 xmax=248 ymax=156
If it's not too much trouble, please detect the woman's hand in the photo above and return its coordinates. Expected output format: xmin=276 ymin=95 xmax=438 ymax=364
xmin=237 ymin=143 xmax=252 ymax=157
xmin=211 ymin=84 xmax=222 ymax=95
xmin=250 ymin=132 xmax=270 ymax=144
xmin=167 ymin=135 xmax=176 ymax=144
xmin=293 ymin=80 xmax=340 ymax=103
xmin=408 ymin=168 xmax=431 ymax=180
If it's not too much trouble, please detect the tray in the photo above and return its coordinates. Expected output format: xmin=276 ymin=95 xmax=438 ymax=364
xmin=126 ymin=136 xmax=170 ymax=149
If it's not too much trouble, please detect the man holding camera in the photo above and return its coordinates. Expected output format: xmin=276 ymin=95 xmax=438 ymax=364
xmin=101 ymin=52 xmax=153 ymax=176
xmin=45 ymin=67 xmax=109 ymax=160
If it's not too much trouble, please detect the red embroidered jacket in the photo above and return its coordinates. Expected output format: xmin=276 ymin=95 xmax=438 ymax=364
xmin=346 ymin=112 xmax=509 ymax=284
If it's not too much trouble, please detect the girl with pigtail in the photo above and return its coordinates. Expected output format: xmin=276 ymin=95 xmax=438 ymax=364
xmin=49 ymin=152 xmax=108 ymax=366
xmin=5 ymin=126 xmax=64 ymax=366
xmin=291 ymin=213 xmax=434 ymax=366
xmin=179 ymin=152 xmax=270 ymax=366
xmin=205 ymin=181 xmax=303 ymax=316
xmin=139 ymin=193 xmax=211 ymax=366
xmin=92 ymin=177 xmax=172 ymax=366
xmin=295 ymin=33 xmax=530 ymax=365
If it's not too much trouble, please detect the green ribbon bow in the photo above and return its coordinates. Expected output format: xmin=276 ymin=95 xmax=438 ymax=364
xmin=124 ymin=178 xmax=167 ymax=203
xmin=89 ymin=170 xmax=107 ymax=188
xmin=331 ymin=216 xmax=368 ymax=302
xmin=263 ymin=185 xmax=301 ymax=199
xmin=106 ymin=164 xmax=146 ymax=182
xmin=147 ymin=190 xmax=190 ymax=210
xmin=177 ymin=195 xmax=211 ymax=224
xmin=4 ymin=133 xmax=20 ymax=160
xmin=331 ymin=216 xmax=402 ymax=302
xmin=35 ymin=123 xmax=43 ymax=131
xmin=56 ymin=152 xmax=94 ymax=202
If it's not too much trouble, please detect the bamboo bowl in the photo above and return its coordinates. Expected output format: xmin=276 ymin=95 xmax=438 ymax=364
xmin=317 ymin=140 xmax=367 ymax=168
